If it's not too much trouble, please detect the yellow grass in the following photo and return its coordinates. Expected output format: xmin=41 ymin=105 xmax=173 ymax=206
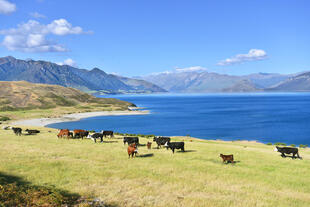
xmin=1 ymin=126 xmax=310 ymax=206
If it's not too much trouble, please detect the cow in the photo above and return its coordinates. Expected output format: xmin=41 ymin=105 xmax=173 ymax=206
xmin=87 ymin=133 xmax=104 ymax=143
xmin=128 ymin=143 xmax=138 ymax=158
xmin=25 ymin=129 xmax=40 ymax=135
xmin=220 ymin=154 xmax=234 ymax=164
xmin=57 ymin=129 xmax=70 ymax=138
xmin=123 ymin=137 xmax=139 ymax=145
xmin=164 ymin=141 xmax=185 ymax=153
xmin=101 ymin=130 xmax=114 ymax=138
xmin=74 ymin=129 xmax=89 ymax=139
xmin=147 ymin=142 xmax=152 ymax=149
xmin=153 ymin=136 xmax=171 ymax=149
xmin=274 ymin=146 xmax=301 ymax=159
xmin=12 ymin=127 xmax=22 ymax=136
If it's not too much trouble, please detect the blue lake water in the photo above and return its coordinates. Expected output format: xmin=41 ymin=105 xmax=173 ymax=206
xmin=47 ymin=93 xmax=310 ymax=145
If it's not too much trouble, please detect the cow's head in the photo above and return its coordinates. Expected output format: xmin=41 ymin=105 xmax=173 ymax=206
xmin=274 ymin=146 xmax=280 ymax=152
xmin=87 ymin=134 xmax=92 ymax=139
xmin=220 ymin=154 xmax=223 ymax=158
xmin=164 ymin=142 xmax=169 ymax=147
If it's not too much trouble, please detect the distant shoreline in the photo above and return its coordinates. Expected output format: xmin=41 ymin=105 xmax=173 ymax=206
xmin=11 ymin=110 xmax=149 ymax=127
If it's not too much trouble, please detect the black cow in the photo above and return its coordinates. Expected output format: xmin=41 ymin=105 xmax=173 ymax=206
xmin=153 ymin=136 xmax=171 ymax=148
xmin=101 ymin=130 xmax=114 ymax=138
xmin=75 ymin=131 xmax=89 ymax=139
xmin=275 ymin=146 xmax=301 ymax=159
xmin=165 ymin=142 xmax=185 ymax=153
xmin=87 ymin=133 xmax=104 ymax=143
xmin=25 ymin=129 xmax=40 ymax=135
xmin=123 ymin=137 xmax=139 ymax=145
xmin=12 ymin=127 xmax=22 ymax=136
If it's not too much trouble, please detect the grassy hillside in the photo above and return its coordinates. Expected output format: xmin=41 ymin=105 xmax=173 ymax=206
xmin=1 ymin=127 xmax=310 ymax=207
xmin=0 ymin=81 xmax=134 ymax=120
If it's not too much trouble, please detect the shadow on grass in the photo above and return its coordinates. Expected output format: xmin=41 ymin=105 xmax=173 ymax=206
xmin=176 ymin=150 xmax=197 ymax=153
xmin=0 ymin=172 xmax=80 ymax=206
xmin=222 ymin=161 xmax=241 ymax=165
xmin=101 ymin=141 xmax=118 ymax=143
xmin=280 ymin=155 xmax=303 ymax=159
xmin=0 ymin=172 xmax=119 ymax=207
xmin=137 ymin=153 xmax=154 ymax=158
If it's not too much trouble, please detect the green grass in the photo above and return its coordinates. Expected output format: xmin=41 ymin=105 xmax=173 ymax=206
xmin=1 ymin=127 xmax=310 ymax=207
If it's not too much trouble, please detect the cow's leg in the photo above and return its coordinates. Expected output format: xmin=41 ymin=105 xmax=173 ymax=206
xmin=172 ymin=148 xmax=175 ymax=153
xmin=297 ymin=152 xmax=301 ymax=159
xmin=281 ymin=153 xmax=286 ymax=157
xmin=100 ymin=137 xmax=103 ymax=143
xmin=181 ymin=146 xmax=185 ymax=152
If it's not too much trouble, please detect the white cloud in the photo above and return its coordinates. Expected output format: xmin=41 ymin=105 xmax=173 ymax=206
xmin=217 ymin=49 xmax=267 ymax=66
xmin=0 ymin=19 xmax=91 ymax=52
xmin=150 ymin=66 xmax=207 ymax=75
xmin=0 ymin=0 xmax=16 ymax=14
xmin=29 ymin=12 xmax=46 ymax=19
xmin=175 ymin=66 xmax=207 ymax=72
xmin=57 ymin=58 xmax=76 ymax=67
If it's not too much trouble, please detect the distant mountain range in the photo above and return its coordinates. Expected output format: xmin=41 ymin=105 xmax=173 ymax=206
xmin=0 ymin=56 xmax=166 ymax=94
xmin=138 ymin=71 xmax=309 ymax=93
xmin=1 ymin=56 xmax=309 ymax=93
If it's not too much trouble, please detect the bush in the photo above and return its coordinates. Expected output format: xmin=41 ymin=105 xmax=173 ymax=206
xmin=274 ymin=142 xmax=286 ymax=146
xmin=0 ymin=116 xmax=10 ymax=121
xmin=299 ymin=144 xmax=308 ymax=148
xmin=266 ymin=143 xmax=273 ymax=145
xmin=290 ymin=144 xmax=296 ymax=147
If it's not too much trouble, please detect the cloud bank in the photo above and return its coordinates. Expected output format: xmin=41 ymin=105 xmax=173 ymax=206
xmin=217 ymin=49 xmax=267 ymax=66
xmin=0 ymin=0 xmax=16 ymax=14
xmin=0 ymin=19 xmax=91 ymax=52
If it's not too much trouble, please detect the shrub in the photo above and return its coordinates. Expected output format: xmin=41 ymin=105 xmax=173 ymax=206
xmin=266 ymin=143 xmax=273 ymax=145
xmin=0 ymin=116 xmax=10 ymax=121
xmin=299 ymin=144 xmax=308 ymax=148
xmin=290 ymin=144 xmax=296 ymax=147
xmin=274 ymin=142 xmax=286 ymax=146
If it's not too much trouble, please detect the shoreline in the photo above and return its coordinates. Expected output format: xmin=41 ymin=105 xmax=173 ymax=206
xmin=10 ymin=110 xmax=149 ymax=127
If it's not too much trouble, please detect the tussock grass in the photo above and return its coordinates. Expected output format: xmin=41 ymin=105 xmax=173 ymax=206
xmin=1 ymin=127 xmax=310 ymax=206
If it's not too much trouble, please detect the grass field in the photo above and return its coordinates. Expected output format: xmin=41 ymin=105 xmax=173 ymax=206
xmin=1 ymin=126 xmax=310 ymax=206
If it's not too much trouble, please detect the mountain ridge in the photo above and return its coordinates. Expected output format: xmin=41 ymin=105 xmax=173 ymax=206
xmin=0 ymin=56 xmax=166 ymax=94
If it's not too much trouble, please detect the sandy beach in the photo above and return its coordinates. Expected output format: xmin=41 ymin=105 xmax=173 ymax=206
xmin=11 ymin=110 xmax=149 ymax=127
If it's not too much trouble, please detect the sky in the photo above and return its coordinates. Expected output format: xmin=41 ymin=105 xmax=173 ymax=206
xmin=0 ymin=0 xmax=309 ymax=77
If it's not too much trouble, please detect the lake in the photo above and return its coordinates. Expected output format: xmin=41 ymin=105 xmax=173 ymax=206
xmin=47 ymin=93 xmax=310 ymax=145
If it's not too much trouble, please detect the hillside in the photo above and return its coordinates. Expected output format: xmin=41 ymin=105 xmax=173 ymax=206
xmin=0 ymin=56 xmax=166 ymax=94
xmin=0 ymin=81 xmax=134 ymax=120
xmin=112 ymin=75 xmax=167 ymax=93
xmin=140 ymin=71 xmax=260 ymax=93
xmin=1 ymin=128 xmax=310 ymax=207
xmin=266 ymin=72 xmax=310 ymax=92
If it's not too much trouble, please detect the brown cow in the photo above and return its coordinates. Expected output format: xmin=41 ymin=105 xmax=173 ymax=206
xmin=57 ymin=129 xmax=69 ymax=138
xmin=147 ymin=142 xmax=152 ymax=149
xmin=220 ymin=154 xmax=234 ymax=164
xmin=128 ymin=143 xmax=138 ymax=158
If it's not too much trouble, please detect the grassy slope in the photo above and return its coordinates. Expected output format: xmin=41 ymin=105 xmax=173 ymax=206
xmin=1 ymin=127 xmax=310 ymax=207
xmin=0 ymin=81 xmax=133 ymax=121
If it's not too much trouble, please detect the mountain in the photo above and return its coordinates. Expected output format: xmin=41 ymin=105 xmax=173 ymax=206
xmin=140 ymin=71 xmax=260 ymax=93
xmin=242 ymin=72 xmax=292 ymax=88
xmin=0 ymin=56 xmax=166 ymax=94
xmin=0 ymin=81 xmax=134 ymax=111
xmin=266 ymin=72 xmax=310 ymax=92
xmin=111 ymin=75 xmax=167 ymax=93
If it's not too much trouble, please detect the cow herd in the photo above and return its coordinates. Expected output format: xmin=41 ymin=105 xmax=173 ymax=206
xmin=3 ymin=126 xmax=303 ymax=161
xmin=3 ymin=126 xmax=40 ymax=136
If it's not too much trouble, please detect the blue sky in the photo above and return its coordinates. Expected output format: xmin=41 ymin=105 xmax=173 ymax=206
xmin=0 ymin=0 xmax=309 ymax=76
